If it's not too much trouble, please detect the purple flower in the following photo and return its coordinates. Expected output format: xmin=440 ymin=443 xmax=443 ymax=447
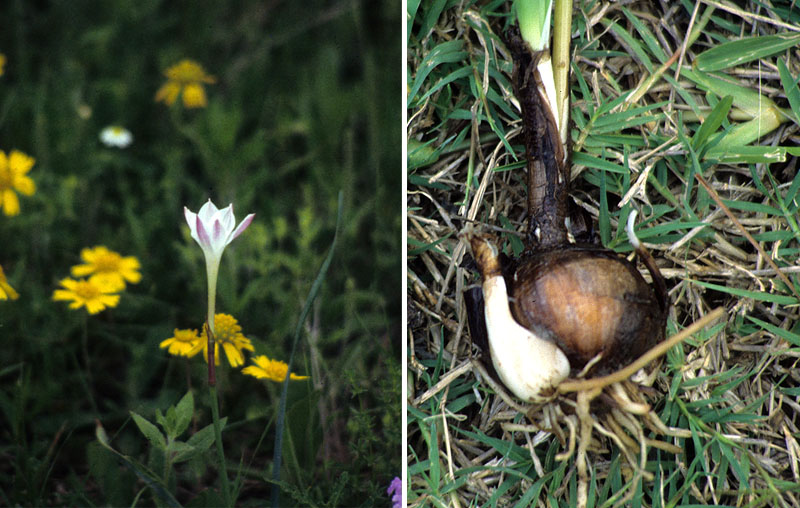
xmin=387 ymin=476 xmax=401 ymax=508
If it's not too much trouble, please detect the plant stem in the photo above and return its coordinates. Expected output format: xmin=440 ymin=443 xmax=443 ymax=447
xmin=552 ymin=0 xmax=572 ymax=146
xmin=204 ymin=255 xmax=227 ymax=503
xmin=206 ymin=256 xmax=219 ymax=387
xmin=210 ymin=385 xmax=231 ymax=506
xmin=80 ymin=314 xmax=99 ymax=414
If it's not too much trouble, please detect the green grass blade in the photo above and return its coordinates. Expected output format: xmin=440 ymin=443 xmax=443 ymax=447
xmin=690 ymin=279 xmax=797 ymax=305
xmin=271 ymin=191 xmax=343 ymax=508
xmin=692 ymin=95 xmax=733 ymax=150
xmin=95 ymin=424 xmax=181 ymax=508
xmin=695 ymin=33 xmax=800 ymax=72
xmin=778 ymin=58 xmax=800 ymax=128
xmin=746 ymin=316 xmax=800 ymax=347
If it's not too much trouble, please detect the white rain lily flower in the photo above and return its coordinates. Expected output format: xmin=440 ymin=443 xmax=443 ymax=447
xmin=184 ymin=199 xmax=254 ymax=334
xmin=184 ymin=199 xmax=254 ymax=263
xmin=99 ymin=126 xmax=133 ymax=148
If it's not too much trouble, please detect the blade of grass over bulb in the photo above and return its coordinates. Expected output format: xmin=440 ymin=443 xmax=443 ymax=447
xmin=271 ymin=191 xmax=342 ymax=508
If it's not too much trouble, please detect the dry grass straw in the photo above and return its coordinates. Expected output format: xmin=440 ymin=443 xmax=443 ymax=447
xmin=408 ymin=0 xmax=800 ymax=506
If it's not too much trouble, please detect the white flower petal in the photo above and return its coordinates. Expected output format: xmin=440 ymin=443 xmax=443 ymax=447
xmin=196 ymin=215 xmax=212 ymax=248
xmin=184 ymin=199 xmax=254 ymax=264
xmin=219 ymin=205 xmax=235 ymax=237
xmin=184 ymin=207 xmax=199 ymax=242
xmin=198 ymin=199 xmax=219 ymax=223
xmin=231 ymin=213 xmax=255 ymax=241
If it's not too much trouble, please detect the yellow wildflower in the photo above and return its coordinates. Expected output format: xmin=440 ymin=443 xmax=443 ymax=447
xmin=242 ymin=355 xmax=309 ymax=382
xmin=0 ymin=53 xmax=6 ymax=76
xmin=0 ymin=149 xmax=36 ymax=216
xmin=201 ymin=313 xmax=254 ymax=367
xmin=71 ymin=246 xmax=141 ymax=291
xmin=52 ymin=277 xmax=120 ymax=314
xmin=0 ymin=265 xmax=18 ymax=300
xmin=160 ymin=328 xmax=204 ymax=357
xmin=155 ymin=59 xmax=216 ymax=108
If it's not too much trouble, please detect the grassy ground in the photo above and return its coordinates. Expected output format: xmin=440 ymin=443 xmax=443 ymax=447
xmin=408 ymin=1 xmax=800 ymax=506
xmin=1 ymin=1 xmax=400 ymax=506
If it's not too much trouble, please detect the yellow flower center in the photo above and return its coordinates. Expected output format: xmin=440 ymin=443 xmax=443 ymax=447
xmin=92 ymin=251 xmax=122 ymax=273
xmin=263 ymin=361 xmax=288 ymax=380
xmin=73 ymin=280 xmax=103 ymax=299
xmin=167 ymin=60 xmax=212 ymax=84
xmin=211 ymin=313 xmax=242 ymax=344
xmin=173 ymin=329 xmax=199 ymax=343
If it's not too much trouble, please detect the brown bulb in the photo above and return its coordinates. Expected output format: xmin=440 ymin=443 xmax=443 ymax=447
xmin=508 ymin=245 xmax=665 ymax=376
xmin=462 ymin=29 xmax=670 ymax=402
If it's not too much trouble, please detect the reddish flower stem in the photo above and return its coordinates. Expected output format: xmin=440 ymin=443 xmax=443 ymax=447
xmin=207 ymin=322 xmax=216 ymax=387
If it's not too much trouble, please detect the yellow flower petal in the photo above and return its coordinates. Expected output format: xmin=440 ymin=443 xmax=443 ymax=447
xmin=52 ymin=289 xmax=75 ymax=301
xmin=222 ymin=342 xmax=245 ymax=367
xmin=0 ymin=266 xmax=18 ymax=300
xmin=71 ymin=246 xmax=141 ymax=289
xmin=52 ymin=277 xmax=120 ymax=314
xmin=88 ymin=273 xmax=126 ymax=292
xmin=2 ymin=189 xmax=19 ymax=216
xmin=155 ymin=81 xmax=181 ymax=105
xmin=71 ymin=264 xmax=95 ymax=277
xmin=242 ymin=355 xmax=308 ymax=382
xmin=182 ymin=83 xmax=207 ymax=108
xmin=13 ymin=175 xmax=35 ymax=196
xmin=0 ymin=282 xmax=18 ymax=300
xmin=9 ymin=150 xmax=35 ymax=175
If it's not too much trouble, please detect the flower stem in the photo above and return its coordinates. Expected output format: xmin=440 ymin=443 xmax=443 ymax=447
xmin=209 ymin=385 xmax=231 ymax=506
xmin=80 ymin=314 xmax=99 ymax=414
xmin=206 ymin=257 xmax=219 ymax=387
xmin=204 ymin=256 xmax=228 ymax=503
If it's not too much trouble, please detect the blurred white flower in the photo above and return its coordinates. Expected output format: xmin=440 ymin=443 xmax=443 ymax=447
xmin=99 ymin=126 xmax=133 ymax=148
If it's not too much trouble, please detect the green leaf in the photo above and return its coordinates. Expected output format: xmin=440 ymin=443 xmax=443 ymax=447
xmin=408 ymin=138 xmax=442 ymax=170
xmin=515 ymin=0 xmax=553 ymax=51
xmin=695 ymin=33 xmax=800 ymax=72
xmin=778 ymin=58 xmax=800 ymax=128
xmin=604 ymin=19 xmax=654 ymax=72
xmin=691 ymin=280 xmax=797 ymax=305
xmin=692 ymin=95 xmax=733 ymax=150
xmin=130 ymin=412 xmax=167 ymax=450
xmin=746 ymin=316 xmax=800 ymax=346
xmin=621 ymin=7 xmax=668 ymax=63
xmin=572 ymin=152 xmax=627 ymax=173
xmin=185 ymin=417 xmax=226 ymax=456
xmin=712 ymin=111 xmax=784 ymax=151
xmin=167 ymin=441 xmax=197 ymax=464
xmin=155 ymin=409 xmax=168 ymax=433
xmin=95 ymin=423 xmax=181 ymax=507
xmin=407 ymin=232 xmax=453 ymax=257
xmin=174 ymin=391 xmax=194 ymax=439
xmin=705 ymin=145 xmax=788 ymax=164
xmin=412 ymin=66 xmax=471 ymax=107
xmin=721 ymin=199 xmax=781 ymax=216
xmin=272 ymin=192 xmax=343 ymax=506
xmin=685 ymin=68 xmax=779 ymax=118
xmin=591 ymin=102 xmax=667 ymax=133
xmin=407 ymin=40 xmax=466 ymax=108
